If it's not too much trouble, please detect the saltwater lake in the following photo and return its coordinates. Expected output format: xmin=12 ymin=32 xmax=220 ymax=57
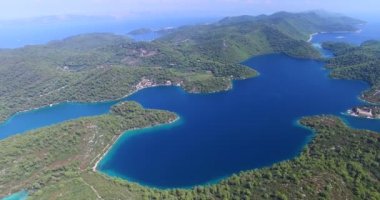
xmin=97 ymin=53 xmax=378 ymax=188
xmin=0 ymin=22 xmax=379 ymax=191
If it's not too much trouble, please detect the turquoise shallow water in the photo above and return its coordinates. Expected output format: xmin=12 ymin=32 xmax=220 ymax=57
xmin=0 ymin=23 xmax=379 ymax=189
xmin=1 ymin=191 xmax=28 ymax=200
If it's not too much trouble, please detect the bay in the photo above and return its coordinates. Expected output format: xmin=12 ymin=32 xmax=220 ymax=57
xmin=98 ymin=53 xmax=377 ymax=188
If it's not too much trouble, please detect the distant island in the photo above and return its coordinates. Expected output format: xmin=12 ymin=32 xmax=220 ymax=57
xmin=128 ymin=28 xmax=153 ymax=35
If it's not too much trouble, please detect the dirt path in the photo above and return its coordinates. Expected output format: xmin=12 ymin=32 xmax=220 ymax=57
xmin=80 ymin=177 xmax=103 ymax=200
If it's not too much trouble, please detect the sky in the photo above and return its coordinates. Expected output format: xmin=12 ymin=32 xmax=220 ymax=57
xmin=0 ymin=0 xmax=379 ymax=20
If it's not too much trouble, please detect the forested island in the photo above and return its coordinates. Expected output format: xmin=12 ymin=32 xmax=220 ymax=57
xmin=0 ymin=11 xmax=363 ymax=123
xmin=1 ymin=11 xmax=379 ymax=200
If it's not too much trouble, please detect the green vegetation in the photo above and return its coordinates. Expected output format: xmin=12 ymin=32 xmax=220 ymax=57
xmin=369 ymin=106 xmax=380 ymax=116
xmin=0 ymin=11 xmax=362 ymax=122
xmin=158 ymin=11 xmax=363 ymax=62
xmin=1 ymin=112 xmax=379 ymax=199
xmin=323 ymin=40 xmax=380 ymax=103
xmin=0 ymin=101 xmax=177 ymax=198
xmin=0 ymin=12 xmax=373 ymax=199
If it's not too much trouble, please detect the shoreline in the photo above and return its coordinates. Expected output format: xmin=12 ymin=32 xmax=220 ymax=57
xmin=307 ymin=29 xmax=363 ymax=43
xmin=92 ymin=116 xmax=180 ymax=172
xmin=307 ymin=32 xmax=318 ymax=42
xmin=0 ymin=81 xmax=178 ymax=126
xmin=0 ymin=75 xmax=241 ymax=127
xmin=308 ymin=28 xmax=380 ymax=119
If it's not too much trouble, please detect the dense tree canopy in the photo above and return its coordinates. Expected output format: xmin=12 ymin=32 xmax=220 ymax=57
xmin=323 ymin=40 xmax=380 ymax=103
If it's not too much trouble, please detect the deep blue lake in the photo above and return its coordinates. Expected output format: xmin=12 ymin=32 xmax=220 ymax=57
xmin=0 ymin=23 xmax=379 ymax=189
xmin=97 ymin=54 xmax=378 ymax=188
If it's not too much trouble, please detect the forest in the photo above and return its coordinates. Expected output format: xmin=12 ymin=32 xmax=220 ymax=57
xmin=323 ymin=40 xmax=380 ymax=103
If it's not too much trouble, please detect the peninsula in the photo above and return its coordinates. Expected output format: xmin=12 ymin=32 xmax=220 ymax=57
xmin=323 ymin=40 xmax=380 ymax=103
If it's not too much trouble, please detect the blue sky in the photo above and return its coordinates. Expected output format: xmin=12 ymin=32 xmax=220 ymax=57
xmin=0 ymin=0 xmax=379 ymax=20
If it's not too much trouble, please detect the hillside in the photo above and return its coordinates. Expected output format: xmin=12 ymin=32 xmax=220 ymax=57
xmin=0 ymin=11 xmax=362 ymax=123
xmin=323 ymin=40 xmax=380 ymax=103
xmin=157 ymin=11 xmax=363 ymax=62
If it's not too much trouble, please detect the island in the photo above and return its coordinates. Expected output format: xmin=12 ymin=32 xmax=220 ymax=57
xmin=1 ymin=11 xmax=379 ymax=200
xmin=128 ymin=28 xmax=154 ymax=35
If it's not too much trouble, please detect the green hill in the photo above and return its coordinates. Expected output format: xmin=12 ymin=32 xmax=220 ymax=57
xmin=158 ymin=11 xmax=363 ymax=62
